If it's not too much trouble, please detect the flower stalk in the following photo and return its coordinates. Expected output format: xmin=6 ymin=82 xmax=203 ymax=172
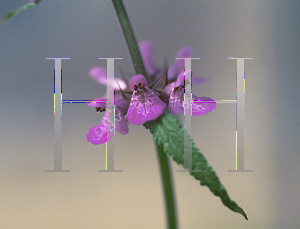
xmin=111 ymin=0 xmax=149 ymax=84
xmin=155 ymin=141 xmax=178 ymax=229
xmin=111 ymin=0 xmax=178 ymax=228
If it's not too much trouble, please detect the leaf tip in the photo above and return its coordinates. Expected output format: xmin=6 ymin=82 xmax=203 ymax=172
xmin=238 ymin=207 xmax=248 ymax=220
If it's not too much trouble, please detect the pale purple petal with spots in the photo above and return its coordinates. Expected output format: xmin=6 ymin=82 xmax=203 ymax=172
xmin=166 ymin=71 xmax=216 ymax=116
xmin=167 ymin=71 xmax=187 ymax=115
xmin=168 ymin=87 xmax=184 ymax=116
xmin=86 ymin=125 xmax=108 ymax=145
xmin=181 ymin=96 xmax=216 ymax=116
xmin=86 ymin=107 xmax=128 ymax=145
xmin=144 ymin=87 xmax=167 ymax=120
xmin=127 ymin=87 xmax=167 ymax=125
xmin=126 ymin=91 xmax=147 ymax=125
xmin=86 ymin=111 xmax=114 ymax=145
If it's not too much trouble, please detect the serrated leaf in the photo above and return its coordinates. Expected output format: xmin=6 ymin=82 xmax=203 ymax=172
xmin=0 ymin=0 xmax=42 ymax=28
xmin=144 ymin=109 xmax=248 ymax=220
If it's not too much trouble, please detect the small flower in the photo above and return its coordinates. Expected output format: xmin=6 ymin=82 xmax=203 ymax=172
xmin=164 ymin=71 xmax=216 ymax=116
xmin=87 ymin=67 xmax=131 ymax=145
xmin=126 ymin=75 xmax=167 ymax=125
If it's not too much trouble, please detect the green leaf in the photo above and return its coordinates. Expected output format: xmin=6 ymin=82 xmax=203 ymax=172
xmin=144 ymin=109 xmax=248 ymax=220
xmin=0 ymin=0 xmax=42 ymax=28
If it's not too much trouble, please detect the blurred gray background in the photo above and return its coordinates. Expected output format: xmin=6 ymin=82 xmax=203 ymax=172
xmin=0 ymin=0 xmax=299 ymax=228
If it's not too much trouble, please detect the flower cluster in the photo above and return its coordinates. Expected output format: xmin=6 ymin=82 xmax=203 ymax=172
xmin=86 ymin=41 xmax=216 ymax=145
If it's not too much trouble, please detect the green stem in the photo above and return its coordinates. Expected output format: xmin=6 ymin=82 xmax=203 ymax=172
xmin=111 ymin=0 xmax=149 ymax=84
xmin=111 ymin=1 xmax=178 ymax=228
xmin=155 ymin=141 xmax=178 ymax=229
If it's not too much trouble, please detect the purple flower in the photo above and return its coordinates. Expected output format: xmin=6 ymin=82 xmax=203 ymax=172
xmin=126 ymin=75 xmax=167 ymax=125
xmin=86 ymin=67 xmax=130 ymax=145
xmin=164 ymin=71 xmax=216 ymax=116
xmin=87 ymin=41 xmax=216 ymax=145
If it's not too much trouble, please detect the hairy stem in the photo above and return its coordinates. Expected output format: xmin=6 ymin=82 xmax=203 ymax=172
xmin=155 ymin=141 xmax=178 ymax=229
xmin=111 ymin=0 xmax=149 ymax=84
xmin=111 ymin=1 xmax=178 ymax=228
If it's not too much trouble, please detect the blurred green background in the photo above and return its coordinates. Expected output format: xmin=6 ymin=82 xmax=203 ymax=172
xmin=0 ymin=0 xmax=299 ymax=228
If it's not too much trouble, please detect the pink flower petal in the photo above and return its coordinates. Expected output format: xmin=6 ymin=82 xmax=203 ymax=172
xmin=89 ymin=67 xmax=107 ymax=84
xmin=163 ymin=71 xmax=189 ymax=96
xmin=167 ymin=71 xmax=216 ymax=116
xmin=174 ymin=71 xmax=187 ymax=87
xmin=89 ymin=67 xmax=127 ymax=90
xmin=115 ymin=107 xmax=129 ymax=135
xmin=86 ymin=112 xmax=114 ymax=145
xmin=86 ymin=125 xmax=109 ymax=145
xmin=163 ymin=82 xmax=175 ymax=96
xmin=127 ymin=87 xmax=167 ymax=125
xmin=86 ymin=107 xmax=128 ymax=145
xmin=167 ymin=71 xmax=188 ymax=115
xmin=139 ymin=41 xmax=160 ymax=76
xmin=126 ymin=91 xmax=146 ymax=125
xmin=168 ymin=87 xmax=184 ymax=116
xmin=168 ymin=46 xmax=193 ymax=81
xmin=129 ymin=74 xmax=148 ymax=90
xmin=181 ymin=96 xmax=216 ymax=116
xmin=144 ymin=87 xmax=167 ymax=119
